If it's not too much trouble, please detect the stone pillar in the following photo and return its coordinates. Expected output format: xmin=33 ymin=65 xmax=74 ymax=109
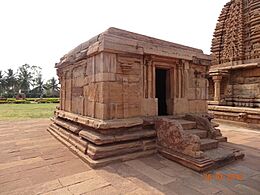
xmin=212 ymin=75 xmax=222 ymax=103
xmin=147 ymin=62 xmax=153 ymax=98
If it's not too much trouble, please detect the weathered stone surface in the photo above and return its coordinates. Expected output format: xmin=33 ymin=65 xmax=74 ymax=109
xmin=87 ymin=140 xmax=156 ymax=160
xmin=79 ymin=127 xmax=156 ymax=145
xmin=200 ymin=139 xmax=218 ymax=151
xmin=184 ymin=114 xmax=223 ymax=138
xmin=155 ymin=118 xmax=202 ymax=158
xmin=55 ymin=109 xmax=143 ymax=129
xmin=51 ymin=117 xmax=82 ymax=134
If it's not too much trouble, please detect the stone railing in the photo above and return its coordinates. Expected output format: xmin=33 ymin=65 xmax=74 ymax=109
xmin=184 ymin=114 xmax=222 ymax=139
xmin=155 ymin=118 xmax=203 ymax=158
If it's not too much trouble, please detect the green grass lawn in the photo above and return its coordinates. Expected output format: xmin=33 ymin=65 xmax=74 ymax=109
xmin=0 ymin=103 xmax=58 ymax=120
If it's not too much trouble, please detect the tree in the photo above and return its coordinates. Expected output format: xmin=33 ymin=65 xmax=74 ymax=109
xmin=17 ymin=64 xmax=33 ymax=95
xmin=4 ymin=69 xmax=17 ymax=97
xmin=31 ymin=73 xmax=45 ymax=98
xmin=17 ymin=64 xmax=42 ymax=97
xmin=0 ymin=71 xmax=5 ymax=97
xmin=45 ymin=77 xmax=60 ymax=97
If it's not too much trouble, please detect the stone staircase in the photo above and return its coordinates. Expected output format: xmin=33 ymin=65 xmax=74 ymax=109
xmin=156 ymin=117 xmax=245 ymax=172
xmin=179 ymin=119 xmax=219 ymax=151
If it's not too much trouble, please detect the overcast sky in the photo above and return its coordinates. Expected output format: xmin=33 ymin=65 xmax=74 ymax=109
xmin=0 ymin=0 xmax=229 ymax=80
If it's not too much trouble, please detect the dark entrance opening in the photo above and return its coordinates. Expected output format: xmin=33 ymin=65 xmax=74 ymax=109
xmin=156 ymin=68 xmax=168 ymax=115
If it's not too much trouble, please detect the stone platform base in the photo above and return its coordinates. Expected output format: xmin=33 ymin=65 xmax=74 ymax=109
xmin=208 ymin=105 xmax=260 ymax=127
xmin=47 ymin=110 xmax=156 ymax=168
xmin=47 ymin=110 xmax=244 ymax=171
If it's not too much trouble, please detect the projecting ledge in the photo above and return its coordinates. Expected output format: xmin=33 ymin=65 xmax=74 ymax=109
xmin=210 ymin=62 xmax=260 ymax=72
xmin=55 ymin=110 xmax=143 ymax=130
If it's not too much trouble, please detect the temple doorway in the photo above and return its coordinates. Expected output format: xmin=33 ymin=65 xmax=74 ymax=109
xmin=156 ymin=68 xmax=168 ymax=115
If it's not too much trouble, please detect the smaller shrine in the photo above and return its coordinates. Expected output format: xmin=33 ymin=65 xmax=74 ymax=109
xmin=48 ymin=27 xmax=244 ymax=172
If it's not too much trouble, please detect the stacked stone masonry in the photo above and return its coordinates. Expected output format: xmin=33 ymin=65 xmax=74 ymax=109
xmin=57 ymin=28 xmax=211 ymax=120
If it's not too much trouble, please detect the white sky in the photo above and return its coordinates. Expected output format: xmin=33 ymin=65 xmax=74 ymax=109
xmin=0 ymin=0 xmax=229 ymax=80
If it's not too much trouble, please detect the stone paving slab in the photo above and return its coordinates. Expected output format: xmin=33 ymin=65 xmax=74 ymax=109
xmin=0 ymin=119 xmax=259 ymax=194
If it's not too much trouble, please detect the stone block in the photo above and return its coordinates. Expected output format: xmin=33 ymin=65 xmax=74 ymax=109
xmin=103 ymin=52 xmax=117 ymax=73
xmin=126 ymin=103 xmax=141 ymax=118
xmin=87 ymin=101 xmax=95 ymax=118
xmin=95 ymin=102 xmax=109 ymax=120
xmin=189 ymin=100 xmax=207 ymax=113
xmin=71 ymin=96 xmax=84 ymax=115
xmin=109 ymin=103 xmax=124 ymax=119
xmin=94 ymin=73 xmax=116 ymax=82
xmin=173 ymin=98 xmax=189 ymax=115
xmin=141 ymin=98 xmax=157 ymax=116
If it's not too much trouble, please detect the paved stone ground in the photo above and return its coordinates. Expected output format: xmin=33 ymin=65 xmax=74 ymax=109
xmin=0 ymin=119 xmax=259 ymax=195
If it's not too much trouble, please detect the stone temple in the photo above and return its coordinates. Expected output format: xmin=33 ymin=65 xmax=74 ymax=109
xmin=48 ymin=27 xmax=244 ymax=172
xmin=208 ymin=0 xmax=260 ymax=126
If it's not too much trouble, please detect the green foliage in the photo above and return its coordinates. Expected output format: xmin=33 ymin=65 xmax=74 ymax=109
xmin=17 ymin=64 xmax=34 ymax=94
xmin=12 ymin=100 xmax=31 ymax=104
xmin=44 ymin=77 xmax=60 ymax=97
xmin=35 ymin=98 xmax=59 ymax=103
xmin=0 ymin=71 xmax=5 ymax=97
xmin=0 ymin=65 xmax=60 ymax=98
xmin=5 ymin=69 xmax=17 ymax=97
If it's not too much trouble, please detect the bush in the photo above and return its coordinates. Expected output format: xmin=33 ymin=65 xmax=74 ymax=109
xmin=0 ymin=100 xmax=30 ymax=104
xmin=35 ymin=98 xmax=59 ymax=104
xmin=25 ymin=98 xmax=37 ymax=101
xmin=0 ymin=98 xmax=59 ymax=104
xmin=14 ymin=100 xmax=31 ymax=104
xmin=7 ymin=98 xmax=16 ymax=103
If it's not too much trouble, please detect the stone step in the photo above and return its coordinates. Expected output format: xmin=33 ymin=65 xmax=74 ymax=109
xmin=158 ymin=142 xmax=245 ymax=172
xmin=200 ymin=139 xmax=219 ymax=151
xmin=211 ymin=122 xmax=219 ymax=128
xmin=185 ymin=129 xmax=207 ymax=139
xmin=177 ymin=119 xmax=197 ymax=130
xmin=87 ymin=139 xmax=156 ymax=160
xmin=79 ymin=128 xmax=156 ymax=145
xmin=204 ymin=144 xmax=244 ymax=162
xmin=215 ymin=136 xmax=227 ymax=142
xmin=51 ymin=117 xmax=82 ymax=134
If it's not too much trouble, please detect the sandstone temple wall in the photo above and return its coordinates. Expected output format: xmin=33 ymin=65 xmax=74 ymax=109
xmin=225 ymin=67 xmax=260 ymax=107
xmin=58 ymin=52 xmax=209 ymax=120
xmin=56 ymin=28 xmax=210 ymax=120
